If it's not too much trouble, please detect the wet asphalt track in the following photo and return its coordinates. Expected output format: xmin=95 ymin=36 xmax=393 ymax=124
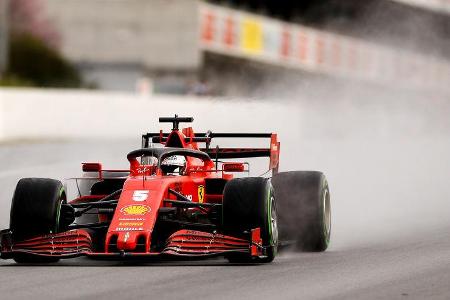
xmin=0 ymin=94 xmax=450 ymax=300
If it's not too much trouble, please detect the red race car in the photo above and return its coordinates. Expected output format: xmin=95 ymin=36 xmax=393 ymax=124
xmin=0 ymin=116 xmax=331 ymax=263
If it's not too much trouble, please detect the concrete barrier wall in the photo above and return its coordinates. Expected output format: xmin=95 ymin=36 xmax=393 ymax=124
xmin=1 ymin=87 xmax=450 ymax=197
xmin=0 ymin=88 xmax=301 ymax=142
xmin=1 ymin=87 xmax=447 ymax=144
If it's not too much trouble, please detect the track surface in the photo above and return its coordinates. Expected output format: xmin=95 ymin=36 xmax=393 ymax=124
xmin=0 ymin=95 xmax=450 ymax=299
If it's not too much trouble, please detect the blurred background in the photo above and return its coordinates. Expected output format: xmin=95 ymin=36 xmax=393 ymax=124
xmin=0 ymin=0 xmax=449 ymax=94
xmin=0 ymin=0 xmax=449 ymax=248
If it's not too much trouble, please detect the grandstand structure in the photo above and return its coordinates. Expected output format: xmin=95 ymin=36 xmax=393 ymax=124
xmin=43 ymin=0 xmax=450 ymax=94
xmin=392 ymin=0 xmax=450 ymax=13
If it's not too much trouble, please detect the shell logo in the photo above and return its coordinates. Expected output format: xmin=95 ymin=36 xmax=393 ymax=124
xmin=120 ymin=205 xmax=151 ymax=216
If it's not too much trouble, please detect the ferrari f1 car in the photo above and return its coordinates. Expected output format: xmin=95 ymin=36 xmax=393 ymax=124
xmin=0 ymin=116 xmax=331 ymax=263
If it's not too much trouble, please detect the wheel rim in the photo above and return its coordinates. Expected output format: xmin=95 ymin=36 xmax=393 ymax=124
xmin=270 ymin=195 xmax=279 ymax=246
xmin=54 ymin=188 xmax=66 ymax=234
xmin=323 ymin=188 xmax=331 ymax=238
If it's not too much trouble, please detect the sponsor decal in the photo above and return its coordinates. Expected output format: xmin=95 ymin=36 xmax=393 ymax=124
xmin=121 ymin=205 xmax=151 ymax=216
xmin=241 ymin=18 xmax=263 ymax=54
xmin=115 ymin=227 xmax=144 ymax=231
xmin=118 ymin=222 xmax=144 ymax=227
xmin=198 ymin=185 xmax=205 ymax=203
xmin=132 ymin=190 xmax=149 ymax=201
xmin=119 ymin=218 xmax=145 ymax=221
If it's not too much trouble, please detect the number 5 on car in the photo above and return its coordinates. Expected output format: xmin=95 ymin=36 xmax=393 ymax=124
xmin=132 ymin=190 xmax=149 ymax=201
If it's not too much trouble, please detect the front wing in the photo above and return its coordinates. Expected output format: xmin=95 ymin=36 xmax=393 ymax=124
xmin=0 ymin=228 xmax=264 ymax=260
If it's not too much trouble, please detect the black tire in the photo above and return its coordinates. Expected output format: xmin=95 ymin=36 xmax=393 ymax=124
xmin=10 ymin=178 xmax=66 ymax=263
xmin=222 ymin=177 xmax=278 ymax=263
xmin=272 ymin=171 xmax=331 ymax=252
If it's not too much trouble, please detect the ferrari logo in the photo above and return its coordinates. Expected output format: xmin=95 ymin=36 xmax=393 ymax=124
xmin=198 ymin=185 xmax=205 ymax=203
xmin=121 ymin=205 xmax=150 ymax=216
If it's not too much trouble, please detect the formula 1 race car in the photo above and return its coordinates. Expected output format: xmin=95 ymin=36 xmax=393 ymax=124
xmin=0 ymin=116 xmax=331 ymax=263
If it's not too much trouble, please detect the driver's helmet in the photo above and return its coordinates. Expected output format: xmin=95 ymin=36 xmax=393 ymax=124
xmin=161 ymin=155 xmax=186 ymax=175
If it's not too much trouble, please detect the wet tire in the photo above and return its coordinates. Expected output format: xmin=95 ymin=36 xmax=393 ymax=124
xmin=222 ymin=177 xmax=278 ymax=263
xmin=272 ymin=171 xmax=331 ymax=252
xmin=10 ymin=178 xmax=66 ymax=263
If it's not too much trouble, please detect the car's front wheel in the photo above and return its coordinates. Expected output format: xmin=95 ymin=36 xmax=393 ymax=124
xmin=9 ymin=178 xmax=66 ymax=263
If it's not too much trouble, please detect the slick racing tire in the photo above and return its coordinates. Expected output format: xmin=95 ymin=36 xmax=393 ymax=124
xmin=272 ymin=171 xmax=331 ymax=252
xmin=10 ymin=178 xmax=66 ymax=263
xmin=223 ymin=177 xmax=278 ymax=263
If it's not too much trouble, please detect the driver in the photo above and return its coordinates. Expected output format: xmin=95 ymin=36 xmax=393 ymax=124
xmin=161 ymin=155 xmax=186 ymax=175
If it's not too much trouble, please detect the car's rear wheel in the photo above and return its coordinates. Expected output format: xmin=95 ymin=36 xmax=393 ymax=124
xmin=272 ymin=171 xmax=331 ymax=251
xmin=222 ymin=177 xmax=278 ymax=263
xmin=10 ymin=178 xmax=66 ymax=263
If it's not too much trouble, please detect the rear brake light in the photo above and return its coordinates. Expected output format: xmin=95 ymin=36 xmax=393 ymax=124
xmin=222 ymin=163 xmax=245 ymax=172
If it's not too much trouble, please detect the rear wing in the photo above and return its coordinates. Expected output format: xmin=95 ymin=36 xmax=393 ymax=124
xmin=142 ymin=132 xmax=280 ymax=174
